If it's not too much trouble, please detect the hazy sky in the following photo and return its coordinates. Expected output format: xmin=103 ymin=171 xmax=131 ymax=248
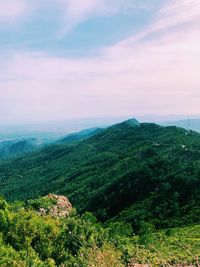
xmin=0 ymin=0 xmax=200 ymax=124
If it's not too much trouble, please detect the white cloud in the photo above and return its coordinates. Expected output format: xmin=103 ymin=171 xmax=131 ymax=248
xmin=1 ymin=24 xmax=200 ymax=121
xmin=58 ymin=0 xmax=102 ymax=34
xmin=156 ymin=0 xmax=200 ymax=32
xmin=0 ymin=0 xmax=29 ymax=22
xmin=0 ymin=0 xmax=158 ymax=32
xmin=0 ymin=0 xmax=200 ymax=123
xmin=117 ymin=0 xmax=200 ymax=46
xmin=57 ymin=0 xmax=155 ymax=35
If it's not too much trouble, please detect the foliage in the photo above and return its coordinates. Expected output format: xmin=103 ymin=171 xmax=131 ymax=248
xmin=0 ymin=197 xmax=199 ymax=266
xmin=25 ymin=196 xmax=57 ymax=211
xmin=0 ymin=121 xmax=199 ymax=230
xmin=0 ymin=120 xmax=199 ymax=265
xmin=0 ymin=139 xmax=38 ymax=160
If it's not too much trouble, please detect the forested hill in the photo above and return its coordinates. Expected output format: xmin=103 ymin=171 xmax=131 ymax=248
xmin=0 ymin=119 xmax=199 ymax=228
xmin=0 ymin=138 xmax=38 ymax=159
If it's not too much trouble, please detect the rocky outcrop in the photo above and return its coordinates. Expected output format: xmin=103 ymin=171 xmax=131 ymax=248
xmin=39 ymin=194 xmax=72 ymax=218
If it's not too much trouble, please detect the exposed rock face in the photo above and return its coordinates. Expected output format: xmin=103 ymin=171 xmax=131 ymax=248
xmin=39 ymin=194 xmax=72 ymax=218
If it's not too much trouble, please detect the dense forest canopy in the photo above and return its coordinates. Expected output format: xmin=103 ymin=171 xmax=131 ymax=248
xmin=0 ymin=119 xmax=199 ymax=230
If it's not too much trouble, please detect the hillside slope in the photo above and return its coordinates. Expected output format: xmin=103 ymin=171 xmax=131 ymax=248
xmin=0 ymin=119 xmax=199 ymax=228
xmin=60 ymin=127 xmax=103 ymax=143
xmin=0 ymin=138 xmax=39 ymax=159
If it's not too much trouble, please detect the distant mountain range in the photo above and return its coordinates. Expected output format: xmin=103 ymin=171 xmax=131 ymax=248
xmin=0 ymin=138 xmax=40 ymax=159
xmin=0 ymin=118 xmax=199 ymax=229
xmin=60 ymin=127 xmax=103 ymax=144
xmin=1 ymin=116 xmax=199 ymax=144
xmin=159 ymin=118 xmax=200 ymax=132
xmin=0 ymin=127 xmax=105 ymax=160
xmin=0 ymin=117 xmax=130 ymax=142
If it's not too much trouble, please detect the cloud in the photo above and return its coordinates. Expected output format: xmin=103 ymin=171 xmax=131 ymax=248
xmin=57 ymin=0 xmax=156 ymax=35
xmin=0 ymin=0 xmax=159 ymax=33
xmin=1 ymin=26 xmax=200 ymax=121
xmin=58 ymin=0 xmax=102 ymax=34
xmin=116 ymin=0 xmax=200 ymax=46
xmin=0 ymin=0 xmax=200 ymax=123
xmin=0 ymin=0 xmax=29 ymax=22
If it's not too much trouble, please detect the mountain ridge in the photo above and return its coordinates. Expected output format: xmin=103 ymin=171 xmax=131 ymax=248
xmin=0 ymin=119 xmax=199 ymax=229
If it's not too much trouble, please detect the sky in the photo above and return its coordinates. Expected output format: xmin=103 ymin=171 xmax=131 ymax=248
xmin=0 ymin=0 xmax=200 ymax=124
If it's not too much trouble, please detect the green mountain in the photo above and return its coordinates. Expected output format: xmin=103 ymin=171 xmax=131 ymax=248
xmin=0 ymin=138 xmax=39 ymax=159
xmin=0 ymin=119 xmax=199 ymax=229
xmin=0 ymin=127 xmax=102 ymax=160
